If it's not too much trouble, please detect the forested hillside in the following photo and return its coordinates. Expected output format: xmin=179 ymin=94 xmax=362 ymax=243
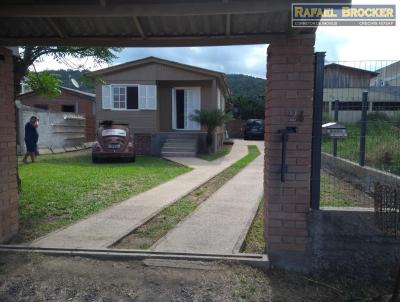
xmin=225 ymin=74 xmax=265 ymax=101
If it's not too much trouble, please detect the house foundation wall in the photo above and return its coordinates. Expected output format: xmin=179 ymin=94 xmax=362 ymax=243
xmin=0 ymin=47 xmax=18 ymax=243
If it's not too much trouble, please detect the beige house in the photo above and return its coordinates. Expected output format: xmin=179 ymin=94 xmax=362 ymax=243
xmin=92 ymin=57 xmax=229 ymax=156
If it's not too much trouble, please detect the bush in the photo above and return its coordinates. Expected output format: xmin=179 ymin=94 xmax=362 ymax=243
xmin=367 ymin=111 xmax=389 ymax=121
xmin=366 ymin=144 xmax=395 ymax=171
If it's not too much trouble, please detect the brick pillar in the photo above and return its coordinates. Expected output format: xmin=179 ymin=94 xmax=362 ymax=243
xmin=0 ymin=47 xmax=18 ymax=242
xmin=264 ymin=34 xmax=315 ymax=267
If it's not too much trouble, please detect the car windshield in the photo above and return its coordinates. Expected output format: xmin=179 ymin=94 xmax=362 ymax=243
xmin=247 ymin=120 xmax=264 ymax=127
xmin=102 ymin=129 xmax=127 ymax=137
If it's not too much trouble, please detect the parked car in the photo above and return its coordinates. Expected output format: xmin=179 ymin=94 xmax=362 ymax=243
xmin=244 ymin=119 xmax=264 ymax=140
xmin=92 ymin=121 xmax=136 ymax=163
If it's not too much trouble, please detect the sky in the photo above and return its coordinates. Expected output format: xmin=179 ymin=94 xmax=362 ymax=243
xmin=34 ymin=0 xmax=399 ymax=79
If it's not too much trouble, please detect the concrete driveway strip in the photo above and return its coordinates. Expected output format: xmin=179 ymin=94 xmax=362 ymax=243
xmin=152 ymin=146 xmax=264 ymax=254
xmin=30 ymin=140 xmax=251 ymax=249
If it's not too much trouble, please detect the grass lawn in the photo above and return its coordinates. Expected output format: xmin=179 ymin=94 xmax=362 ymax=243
xmin=114 ymin=145 xmax=260 ymax=249
xmin=241 ymin=196 xmax=265 ymax=254
xmin=322 ymin=118 xmax=400 ymax=175
xmin=16 ymin=150 xmax=191 ymax=242
xmin=198 ymin=145 xmax=232 ymax=161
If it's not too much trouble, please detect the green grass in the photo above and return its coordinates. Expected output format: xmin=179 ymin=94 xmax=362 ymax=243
xmin=17 ymin=151 xmax=191 ymax=242
xmin=114 ymin=145 xmax=261 ymax=249
xmin=320 ymin=174 xmax=353 ymax=207
xmin=198 ymin=145 xmax=232 ymax=161
xmin=242 ymin=196 xmax=265 ymax=254
xmin=322 ymin=118 xmax=400 ymax=175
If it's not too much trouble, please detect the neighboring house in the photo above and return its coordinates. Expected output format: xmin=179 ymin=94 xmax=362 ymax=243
xmin=17 ymin=86 xmax=96 ymax=141
xmin=323 ymin=63 xmax=400 ymax=123
xmin=371 ymin=61 xmax=400 ymax=87
xmin=91 ymin=57 xmax=229 ymax=156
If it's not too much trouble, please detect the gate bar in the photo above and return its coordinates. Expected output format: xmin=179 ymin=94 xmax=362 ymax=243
xmin=310 ymin=52 xmax=325 ymax=210
xmin=359 ymin=91 xmax=368 ymax=166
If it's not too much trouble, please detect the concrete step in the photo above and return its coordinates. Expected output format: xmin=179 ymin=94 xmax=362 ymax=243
xmin=165 ymin=134 xmax=199 ymax=139
xmin=163 ymin=142 xmax=197 ymax=148
xmin=162 ymin=147 xmax=197 ymax=153
xmin=164 ymin=138 xmax=197 ymax=144
xmin=161 ymin=151 xmax=197 ymax=157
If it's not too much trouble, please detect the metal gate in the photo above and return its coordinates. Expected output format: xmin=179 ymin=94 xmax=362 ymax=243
xmin=311 ymin=57 xmax=400 ymax=216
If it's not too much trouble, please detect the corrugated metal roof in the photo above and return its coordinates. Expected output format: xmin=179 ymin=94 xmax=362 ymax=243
xmin=0 ymin=0 xmax=338 ymax=47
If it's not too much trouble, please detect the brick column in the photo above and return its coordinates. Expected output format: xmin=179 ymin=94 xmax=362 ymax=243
xmin=264 ymin=34 xmax=315 ymax=266
xmin=0 ymin=47 xmax=18 ymax=242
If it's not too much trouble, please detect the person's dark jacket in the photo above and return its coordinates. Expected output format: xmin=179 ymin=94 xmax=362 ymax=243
xmin=24 ymin=122 xmax=39 ymax=151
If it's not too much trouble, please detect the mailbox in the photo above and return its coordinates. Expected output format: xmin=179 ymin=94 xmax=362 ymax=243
xmin=322 ymin=122 xmax=347 ymax=138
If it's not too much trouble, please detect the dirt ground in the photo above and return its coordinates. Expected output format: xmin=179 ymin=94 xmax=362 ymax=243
xmin=0 ymin=253 xmax=393 ymax=302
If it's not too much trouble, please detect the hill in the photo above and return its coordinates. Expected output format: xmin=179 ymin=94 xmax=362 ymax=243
xmin=225 ymin=74 xmax=265 ymax=101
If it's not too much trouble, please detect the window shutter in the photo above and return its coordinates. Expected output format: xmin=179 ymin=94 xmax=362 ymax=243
xmin=146 ymin=85 xmax=157 ymax=110
xmin=102 ymin=85 xmax=111 ymax=109
xmin=138 ymin=85 xmax=147 ymax=109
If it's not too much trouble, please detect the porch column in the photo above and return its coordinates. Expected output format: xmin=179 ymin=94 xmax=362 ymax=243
xmin=0 ymin=47 xmax=18 ymax=242
xmin=264 ymin=34 xmax=315 ymax=267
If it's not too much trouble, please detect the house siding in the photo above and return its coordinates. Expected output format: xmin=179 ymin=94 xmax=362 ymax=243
xmin=18 ymin=90 xmax=96 ymax=141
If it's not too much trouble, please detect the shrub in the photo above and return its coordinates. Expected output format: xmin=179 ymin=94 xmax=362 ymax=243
xmin=367 ymin=144 xmax=395 ymax=171
xmin=367 ymin=111 xmax=389 ymax=121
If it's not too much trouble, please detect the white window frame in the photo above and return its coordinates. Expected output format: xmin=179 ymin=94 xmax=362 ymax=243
xmin=110 ymin=84 xmax=141 ymax=111
xmin=107 ymin=84 xmax=156 ymax=111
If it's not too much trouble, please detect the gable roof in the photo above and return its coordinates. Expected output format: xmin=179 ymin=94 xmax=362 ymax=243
xmin=18 ymin=86 xmax=95 ymax=100
xmin=325 ymin=63 xmax=379 ymax=77
xmin=91 ymin=56 xmax=230 ymax=96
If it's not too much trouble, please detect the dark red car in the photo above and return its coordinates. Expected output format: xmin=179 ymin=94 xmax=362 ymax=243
xmin=92 ymin=121 xmax=136 ymax=163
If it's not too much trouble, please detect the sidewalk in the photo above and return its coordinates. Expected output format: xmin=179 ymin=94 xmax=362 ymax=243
xmin=31 ymin=140 xmax=251 ymax=249
xmin=153 ymin=145 xmax=264 ymax=254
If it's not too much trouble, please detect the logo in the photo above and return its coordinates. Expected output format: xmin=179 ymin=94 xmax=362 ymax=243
xmin=292 ymin=4 xmax=396 ymax=27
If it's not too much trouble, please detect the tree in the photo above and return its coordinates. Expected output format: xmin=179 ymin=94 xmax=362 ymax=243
xmin=227 ymin=95 xmax=264 ymax=120
xmin=190 ymin=109 xmax=232 ymax=152
xmin=13 ymin=46 xmax=121 ymax=96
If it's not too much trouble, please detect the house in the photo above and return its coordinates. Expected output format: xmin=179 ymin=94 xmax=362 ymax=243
xmin=323 ymin=63 xmax=400 ymax=123
xmin=91 ymin=57 xmax=230 ymax=156
xmin=371 ymin=60 xmax=400 ymax=87
xmin=17 ymin=86 xmax=96 ymax=141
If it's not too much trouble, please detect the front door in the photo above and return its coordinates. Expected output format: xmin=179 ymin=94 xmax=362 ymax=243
xmin=172 ymin=87 xmax=201 ymax=130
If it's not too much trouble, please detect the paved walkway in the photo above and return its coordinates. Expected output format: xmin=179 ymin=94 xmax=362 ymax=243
xmin=31 ymin=140 xmax=252 ymax=249
xmin=153 ymin=143 xmax=264 ymax=254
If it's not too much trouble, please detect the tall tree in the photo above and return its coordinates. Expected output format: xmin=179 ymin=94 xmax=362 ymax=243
xmin=13 ymin=46 xmax=121 ymax=95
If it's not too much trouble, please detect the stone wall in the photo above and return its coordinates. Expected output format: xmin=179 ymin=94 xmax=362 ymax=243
xmin=308 ymin=208 xmax=400 ymax=277
xmin=0 ymin=47 xmax=18 ymax=243
xmin=322 ymin=152 xmax=400 ymax=193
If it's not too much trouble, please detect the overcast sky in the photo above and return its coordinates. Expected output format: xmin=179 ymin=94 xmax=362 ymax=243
xmin=35 ymin=0 xmax=399 ymax=79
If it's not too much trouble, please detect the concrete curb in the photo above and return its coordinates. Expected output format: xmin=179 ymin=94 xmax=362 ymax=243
xmin=0 ymin=245 xmax=270 ymax=271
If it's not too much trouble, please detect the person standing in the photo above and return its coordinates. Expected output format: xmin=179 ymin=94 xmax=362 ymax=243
xmin=22 ymin=116 xmax=39 ymax=163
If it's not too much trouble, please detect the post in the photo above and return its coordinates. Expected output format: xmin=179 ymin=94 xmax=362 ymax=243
xmin=310 ymin=52 xmax=325 ymax=210
xmin=359 ymin=91 xmax=368 ymax=166
xmin=332 ymin=99 xmax=339 ymax=157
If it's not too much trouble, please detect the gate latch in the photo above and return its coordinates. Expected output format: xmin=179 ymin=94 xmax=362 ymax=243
xmin=278 ymin=127 xmax=297 ymax=182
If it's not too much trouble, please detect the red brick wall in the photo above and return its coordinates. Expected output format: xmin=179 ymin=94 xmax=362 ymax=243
xmin=135 ymin=134 xmax=152 ymax=155
xmin=264 ymin=34 xmax=315 ymax=256
xmin=0 ymin=47 xmax=18 ymax=242
xmin=19 ymin=90 xmax=96 ymax=142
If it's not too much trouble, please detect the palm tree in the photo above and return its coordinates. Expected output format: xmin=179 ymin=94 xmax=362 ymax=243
xmin=190 ymin=109 xmax=232 ymax=152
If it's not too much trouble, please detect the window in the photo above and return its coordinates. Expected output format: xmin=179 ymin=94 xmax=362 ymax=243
xmin=102 ymin=84 xmax=157 ymax=110
xmin=34 ymin=104 xmax=48 ymax=110
xmin=372 ymin=102 xmax=400 ymax=111
xmin=112 ymin=86 xmax=126 ymax=109
xmin=331 ymin=101 xmax=365 ymax=111
xmin=62 ymin=105 xmax=75 ymax=112
xmin=127 ymin=86 xmax=139 ymax=109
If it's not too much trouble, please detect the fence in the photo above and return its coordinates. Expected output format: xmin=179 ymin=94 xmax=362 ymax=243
xmin=16 ymin=103 xmax=88 ymax=155
xmin=374 ymin=182 xmax=400 ymax=237
xmin=319 ymin=59 xmax=400 ymax=212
